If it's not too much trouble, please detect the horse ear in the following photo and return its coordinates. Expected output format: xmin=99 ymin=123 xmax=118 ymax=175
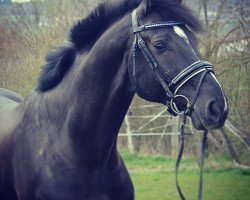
xmin=146 ymin=0 xmax=154 ymax=8
xmin=139 ymin=0 xmax=156 ymax=16
xmin=145 ymin=0 xmax=159 ymax=9
xmin=146 ymin=0 xmax=182 ymax=7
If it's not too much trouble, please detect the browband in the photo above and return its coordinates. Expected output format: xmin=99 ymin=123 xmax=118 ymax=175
xmin=133 ymin=21 xmax=184 ymax=33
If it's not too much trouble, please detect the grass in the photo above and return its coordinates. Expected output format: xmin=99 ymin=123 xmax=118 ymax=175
xmin=120 ymin=150 xmax=250 ymax=200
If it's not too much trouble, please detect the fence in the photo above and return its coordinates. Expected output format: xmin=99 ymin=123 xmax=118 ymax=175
xmin=117 ymin=96 xmax=250 ymax=167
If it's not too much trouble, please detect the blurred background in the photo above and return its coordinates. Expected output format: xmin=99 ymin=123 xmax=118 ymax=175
xmin=0 ymin=0 xmax=249 ymax=199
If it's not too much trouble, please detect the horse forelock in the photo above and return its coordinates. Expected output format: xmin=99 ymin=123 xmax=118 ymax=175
xmin=142 ymin=0 xmax=203 ymax=33
xmin=160 ymin=2 xmax=203 ymax=33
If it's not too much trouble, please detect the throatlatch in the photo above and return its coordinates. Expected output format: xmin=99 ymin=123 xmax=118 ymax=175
xmin=130 ymin=10 xmax=212 ymax=200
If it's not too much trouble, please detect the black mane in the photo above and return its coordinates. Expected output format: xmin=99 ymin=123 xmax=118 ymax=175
xmin=70 ymin=0 xmax=141 ymax=51
xmin=37 ymin=0 xmax=141 ymax=92
xmin=36 ymin=45 xmax=76 ymax=92
xmin=36 ymin=0 xmax=202 ymax=92
xmin=69 ymin=0 xmax=202 ymax=52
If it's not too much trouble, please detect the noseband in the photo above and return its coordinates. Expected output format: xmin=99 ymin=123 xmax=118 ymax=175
xmin=130 ymin=10 xmax=213 ymax=200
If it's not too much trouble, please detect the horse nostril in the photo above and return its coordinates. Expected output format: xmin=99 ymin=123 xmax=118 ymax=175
xmin=207 ymin=100 xmax=223 ymax=123
xmin=209 ymin=101 xmax=218 ymax=114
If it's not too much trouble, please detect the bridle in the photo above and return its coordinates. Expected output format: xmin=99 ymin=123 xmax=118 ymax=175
xmin=130 ymin=10 xmax=213 ymax=200
xmin=130 ymin=10 xmax=214 ymax=116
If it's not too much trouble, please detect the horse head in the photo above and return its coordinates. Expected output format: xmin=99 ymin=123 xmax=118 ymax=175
xmin=128 ymin=0 xmax=229 ymax=130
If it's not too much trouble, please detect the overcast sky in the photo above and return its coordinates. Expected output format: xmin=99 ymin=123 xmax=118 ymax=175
xmin=12 ymin=0 xmax=33 ymax=2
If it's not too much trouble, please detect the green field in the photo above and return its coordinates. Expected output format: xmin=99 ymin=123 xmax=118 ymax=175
xmin=120 ymin=151 xmax=250 ymax=200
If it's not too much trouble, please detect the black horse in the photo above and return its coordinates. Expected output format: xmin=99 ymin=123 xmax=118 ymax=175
xmin=0 ymin=0 xmax=229 ymax=199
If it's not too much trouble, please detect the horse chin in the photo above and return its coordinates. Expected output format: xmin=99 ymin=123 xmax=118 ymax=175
xmin=189 ymin=108 xmax=227 ymax=131
xmin=189 ymin=111 xmax=206 ymax=130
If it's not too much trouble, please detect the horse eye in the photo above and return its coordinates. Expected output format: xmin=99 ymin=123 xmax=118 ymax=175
xmin=153 ymin=41 xmax=167 ymax=52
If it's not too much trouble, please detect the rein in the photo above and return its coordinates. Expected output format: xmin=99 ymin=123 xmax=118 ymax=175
xmin=130 ymin=10 xmax=212 ymax=200
xmin=176 ymin=113 xmax=208 ymax=200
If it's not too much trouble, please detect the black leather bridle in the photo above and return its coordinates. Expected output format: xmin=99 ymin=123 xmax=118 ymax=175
xmin=130 ymin=10 xmax=214 ymax=116
xmin=130 ymin=10 xmax=212 ymax=200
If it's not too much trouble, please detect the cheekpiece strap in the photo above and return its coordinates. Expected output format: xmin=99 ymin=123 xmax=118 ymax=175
xmin=132 ymin=10 xmax=139 ymax=33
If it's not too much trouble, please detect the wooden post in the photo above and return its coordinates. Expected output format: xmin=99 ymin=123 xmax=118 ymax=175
xmin=125 ymin=114 xmax=135 ymax=153
xmin=171 ymin=116 xmax=179 ymax=156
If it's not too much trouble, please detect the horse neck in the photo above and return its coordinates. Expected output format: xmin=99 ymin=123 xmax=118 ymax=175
xmin=59 ymin=15 xmax=133 ymax=169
